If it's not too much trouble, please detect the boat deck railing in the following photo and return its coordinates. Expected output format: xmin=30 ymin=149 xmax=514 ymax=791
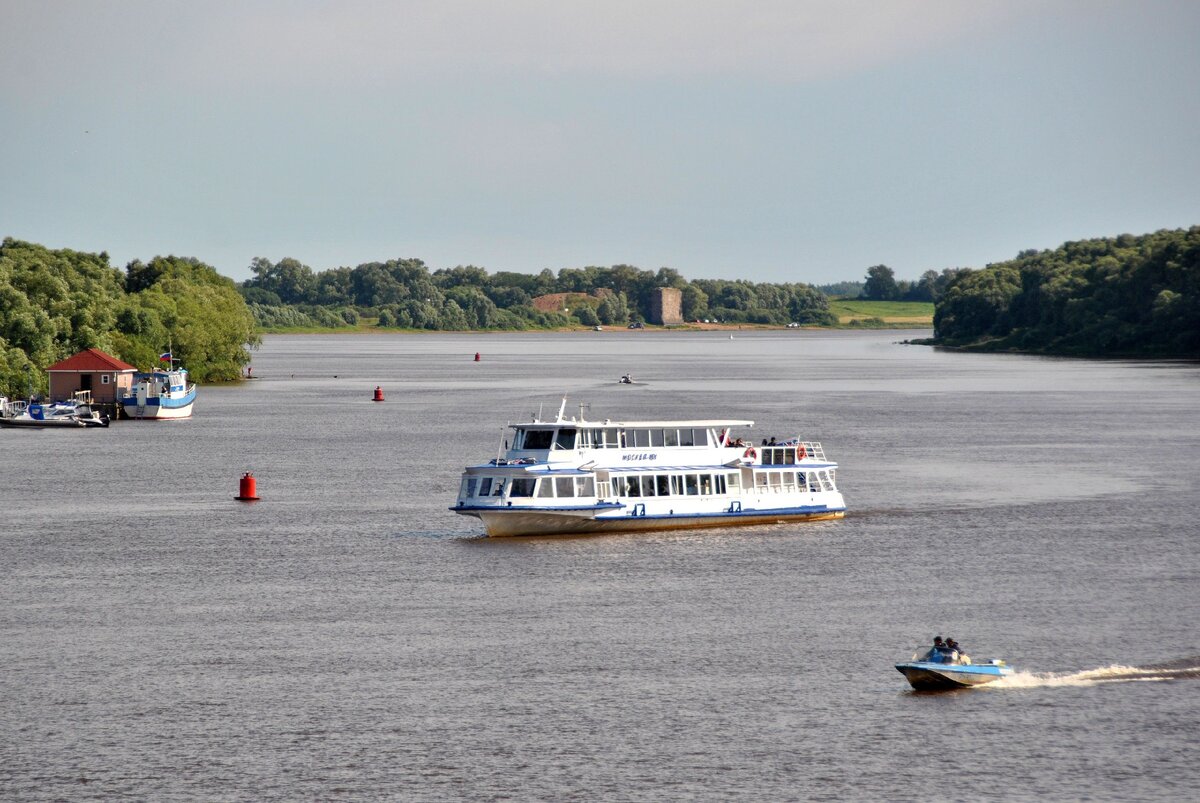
xmin=754 ymin=441 xmax=826 ymax=465
xmin=1 ymin=399 xmax=29 ymax=418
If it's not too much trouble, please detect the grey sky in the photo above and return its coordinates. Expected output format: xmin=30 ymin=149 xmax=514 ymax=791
xmin=3 ymin=0 xmax=1198 ymax=284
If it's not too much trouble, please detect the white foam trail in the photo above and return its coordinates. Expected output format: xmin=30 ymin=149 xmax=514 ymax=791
xmin=989 ymin=664 xmax=1199 ymax=689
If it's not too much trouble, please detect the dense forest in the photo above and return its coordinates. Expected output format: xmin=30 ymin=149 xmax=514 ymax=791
xmin=929 ymin=227 xmax=1200 ymax=357
xmin=239 ymin=258 xmax=838 ymax=331
xmin=0 ymin=239 xmax=258 ymax=397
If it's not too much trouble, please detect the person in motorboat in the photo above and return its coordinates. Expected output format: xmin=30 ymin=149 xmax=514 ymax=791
xmin=619 ymin=374 xmax=634 ymax=384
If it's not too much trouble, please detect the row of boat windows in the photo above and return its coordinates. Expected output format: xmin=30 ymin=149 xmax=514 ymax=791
xmin=460 ymin=469 xmax=837 ymax=500
xmin=517 ymin=427 xmax=711 ymax=451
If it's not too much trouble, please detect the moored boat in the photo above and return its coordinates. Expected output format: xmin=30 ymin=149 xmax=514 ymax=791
xmin=0 ymin=393 xmax=108 ymax=428
xmin=119 ymin=366 xmax=196 ymax=419
xmin=896 ymin=645 xmax=1014 ymax=690
xmin=450 ymin=398 xmax=846 ymax=537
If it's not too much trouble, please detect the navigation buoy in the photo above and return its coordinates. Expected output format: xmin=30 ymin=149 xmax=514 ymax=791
xmin=235 ymin=472 xmax=260 ymax=501
xmin=373 ymin=386 xmax=385 ymax=402
xmin=474 ymin=352 xmax=481 ymax=362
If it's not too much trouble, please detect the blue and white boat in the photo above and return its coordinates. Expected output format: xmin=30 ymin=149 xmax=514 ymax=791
xmin=896 ymin=646 xmax=1014 ymax=690
xmin=119 ymin=366 xmax=196 ymax=419
xmin=0 ymin=393 xmax=108 ymax=428
xmin=451 ymin=399 xmax=846 ymax=537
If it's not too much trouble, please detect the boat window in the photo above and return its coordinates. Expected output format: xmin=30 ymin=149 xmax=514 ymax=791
xmin=650 ymin=429 xmax=665 ymax=447
xmin=685 ymin=474 xmax=699 ymax=495
xmin=807 ymin=471 xmax=821 ymax=492
xmin=537 ymin=479 xmax=555 ymax=497
xmin=626 ymin=475 xmax=641 ymax=497
xmin=576 ymin=476 xmax=595 ymax=497
xmin=656 ymin=475 xmax=671 ymax=496
xmin=726 ymin=473 xmax=740 ymax=492
xmin=664 ymin=428 xmax=678 ymax=447
xmin=699 ymin=474 xmax=712 ymax=495
xmin=782 ymin=471 xmax=795 ymax=490
xmin=460 ymin=478 xmax=471 ymax=498
xmin=819 ymin=471 xmax=833 ymax=491
xmin=465 ymin=478 xmax=478 ymax=497
xmin=714 ymin=474 xmax=727 ymax=494
xmin=756 ymin=473 xmax=769 ymax=489
xmin=828 ymin=469 xmax=837 ymax=489
xmin=523 ymin=429 xmax=554 ymax=450
xmin=632 ymin=429 xmax=650 ymax=448
xmin=478 ymin=477 xmax=493 ymax=496
xmin=640 ymin=475 xmax=656 ymax=496
xmin=510 ymin=478 xmax=536 ymax=497
xmin=670 ymin=475 xmax=684 ymax=495
xmin=556 ymin=477 xmax=576 ymax=497
xmin=577 ymin=429 xmax=593 ymax=449
xmin=492 ymin=479 xmax=506 ymax=496
xmin=554 ymin=428 xmax=577 ymax=450
xmin=679 ymin=428 xmax=695 ymax=447
xmin=769 ymin=471 xmax=782 ymax=488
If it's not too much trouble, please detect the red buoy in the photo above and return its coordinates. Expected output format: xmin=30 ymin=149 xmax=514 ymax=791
xmin=235 ymin=472 xmax=260 ymax=501
xmin=373 ymin=386 xmax=385 ymax=402
xmin=474 ymin=352 xmax=481 ymax=361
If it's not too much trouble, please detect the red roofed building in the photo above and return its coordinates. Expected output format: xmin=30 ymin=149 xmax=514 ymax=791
xmin=46 ymin=348 xmax=137 ymax=404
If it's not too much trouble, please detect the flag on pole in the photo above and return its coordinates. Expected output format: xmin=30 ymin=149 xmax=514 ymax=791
xmin=160 ymin=352 xmax=172 ymax=362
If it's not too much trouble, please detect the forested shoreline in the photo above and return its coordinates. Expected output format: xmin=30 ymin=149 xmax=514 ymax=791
xmin=926 ymin=227 xmax=1199 ymax=357
xmin=239 ymin=257 xmax=837 ymax=332
xmin=4 ymin=225 xmax=1196 ymax=397
xmin=0 ymin=238 xmax=257 ymax=397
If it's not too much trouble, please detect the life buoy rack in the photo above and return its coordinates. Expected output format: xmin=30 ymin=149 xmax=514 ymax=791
xmin=743 ymin=446 xmax=757 ymax=461
xmin=796 ymin=444 xmax=808 ymax=461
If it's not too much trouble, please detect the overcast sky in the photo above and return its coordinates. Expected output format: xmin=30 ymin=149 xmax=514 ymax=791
xmin=3 ymin=0 xmax=1198 ymax=285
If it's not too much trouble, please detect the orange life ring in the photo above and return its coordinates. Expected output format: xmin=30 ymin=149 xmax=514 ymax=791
xmin=796 ymin=444 xmax=807 ymax=461
xmin=743 ymin=446 xmax=757 ymax=461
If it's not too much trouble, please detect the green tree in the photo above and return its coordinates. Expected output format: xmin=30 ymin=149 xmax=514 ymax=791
xmin=862 ymin=265 xmax=900 ymax=300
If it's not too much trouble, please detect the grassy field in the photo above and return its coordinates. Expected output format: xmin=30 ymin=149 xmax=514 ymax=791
xmin=827 ymin=299 xmax=934 ymax=325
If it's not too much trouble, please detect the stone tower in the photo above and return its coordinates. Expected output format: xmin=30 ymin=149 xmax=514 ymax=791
xmin=649 ymin=287 xmax=683 ymax=325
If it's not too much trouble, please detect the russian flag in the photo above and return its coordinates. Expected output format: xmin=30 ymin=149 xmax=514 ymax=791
xmin=159 ymin=352 xmax=172 ymax=362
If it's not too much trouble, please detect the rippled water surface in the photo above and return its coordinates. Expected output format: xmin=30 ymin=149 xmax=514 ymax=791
xmin=3 ymin=330 xmax=1198 ymax=801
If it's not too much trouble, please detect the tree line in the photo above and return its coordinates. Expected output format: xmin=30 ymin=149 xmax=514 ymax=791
xmin=928 ymin=227 xmax=1199 ymax=356
xmin=239 ymin=258 xmax=838 ymax=331
xmin=0 ymin=239 xmax=258 ymax=397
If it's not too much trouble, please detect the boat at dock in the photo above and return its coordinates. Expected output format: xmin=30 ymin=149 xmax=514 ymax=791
xmin=896 ymin=646 xmax=1014 ymax=690
xmin=450 ymin=399 xmax=846 ymax=537
xmin=0 ymin=392 xmax=109 ymax=428
xmin=119 ymin=366 xmax=196 ymax=419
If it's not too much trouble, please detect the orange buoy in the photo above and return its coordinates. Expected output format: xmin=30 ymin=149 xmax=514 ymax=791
xmin=235 ymin=472 xmax=260 ymax=501
xmin=373 ymin=386 xmax=385 ymax=402
xmin=474 ymin=352 xmax=481 ymax=362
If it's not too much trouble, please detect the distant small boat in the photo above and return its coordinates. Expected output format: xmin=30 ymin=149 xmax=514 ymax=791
xmin=120 ymin=366 xmax=196 ymax=419
xmin=896 ymin=645 xmax=1013 ymax=690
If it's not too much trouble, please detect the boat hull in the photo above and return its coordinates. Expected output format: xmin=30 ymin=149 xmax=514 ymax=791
xmin=120 ymin=390 xmax=196 ymax=419
xmin=466 ymin=507 xmax=844 ymax=537
xmin=895 ymin=662 xmax=1012 ymax=690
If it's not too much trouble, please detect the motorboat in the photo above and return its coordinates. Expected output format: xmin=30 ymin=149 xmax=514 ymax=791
xmin=0 ymin=394 xmax=109 ymax=428
xmin=896 ymin=645 xmax=1013 ymax=690
xmin=619 ymin=374 xmax=634 ymax=384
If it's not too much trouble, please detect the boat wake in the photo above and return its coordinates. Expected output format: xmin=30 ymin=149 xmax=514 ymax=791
xmin=988 ymin=656 xmax=1200 ymax=689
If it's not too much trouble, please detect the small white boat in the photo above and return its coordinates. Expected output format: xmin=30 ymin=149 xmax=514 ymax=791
xmin=120 ymin=366 xmax=196 ymax=419
xmin=0 ymin=393 xmax=108 ymax=428
xmin=451 ymin=398 xmax=846 ymax=537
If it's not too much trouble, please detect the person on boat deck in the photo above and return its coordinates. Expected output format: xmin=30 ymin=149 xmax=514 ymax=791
xmin=768 ymin=436 xmax=777 ymax=445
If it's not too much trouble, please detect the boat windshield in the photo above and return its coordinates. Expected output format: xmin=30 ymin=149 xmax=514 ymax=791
xmin=917 ymin=646 xmax=972 ymax=665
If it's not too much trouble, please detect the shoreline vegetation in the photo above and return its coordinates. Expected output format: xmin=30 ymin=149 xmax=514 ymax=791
xmin=3 ymin=224 xmax=1195 ymax=396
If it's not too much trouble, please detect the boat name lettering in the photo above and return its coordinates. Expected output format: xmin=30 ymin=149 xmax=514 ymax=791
xmin=622 ymin=453 xmax=658 ymax=461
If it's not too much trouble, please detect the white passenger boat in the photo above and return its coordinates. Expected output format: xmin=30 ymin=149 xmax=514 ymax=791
xmin=451 ymin=399 xmax=846 ymax=537
xmin=119 ymin=367 xmax=196 ymax=419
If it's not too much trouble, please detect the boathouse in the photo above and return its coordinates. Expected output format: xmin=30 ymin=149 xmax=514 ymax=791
xmin=46 ymin=348 xmax=136 ymax=404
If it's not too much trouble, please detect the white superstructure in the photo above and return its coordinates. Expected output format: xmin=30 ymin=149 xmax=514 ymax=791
xmin=452 ymin=399 xmax=846 ymax=537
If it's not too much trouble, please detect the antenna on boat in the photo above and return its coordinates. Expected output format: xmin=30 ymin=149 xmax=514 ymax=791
xmin=556 ymin=396 xmax=567 ymax=423
xmin=577 ymin=401 xmax=589 ymax=421
xmin=536 ymin=402 xmax=543 ymax=423
xmin=497 ymin=425 xmax=508 ymax=462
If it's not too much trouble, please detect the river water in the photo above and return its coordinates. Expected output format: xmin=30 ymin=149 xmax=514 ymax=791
xmin=2 ymin=330 xmax=1197 ymax=801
